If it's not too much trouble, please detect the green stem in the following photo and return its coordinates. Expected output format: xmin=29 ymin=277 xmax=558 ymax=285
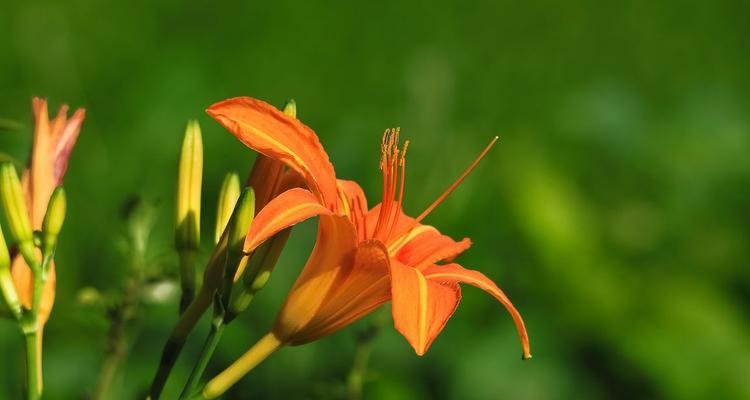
xmin=346 ymin=311 xmax=388 ymax=400
xmin=346 ymin=342 xmax=372 ymax=400
xmin=20 ymin=246 xmax=46 ymax=400
xmin=179 ymin=250 xmax=197 ymax=314
xmin=23 ymin=328 xmax=41 ymax=400
xmin=92 ymin=277 xmax=140 ymax=400
xmin=201 ymin=332 xmax=283 ymax=399
xmin=149 ymin=289 xmax=212 ymax=399
xmin=179 ymin=317 xmax=225 ymax=399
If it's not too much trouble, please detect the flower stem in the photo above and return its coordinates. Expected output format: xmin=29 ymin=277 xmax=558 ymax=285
xmin=21 ymin=250 xmax=46 ymax=400
xmin=22 ymin=328 xmax=42 ymax=400
xmin=149 ymin=289 xmax=212 ymax=399
xmin=179 ymin=250 xmax=197 ymax=314
xmin=92 ymin=276 xmax=140 ymax=400
xmin=346 ymin=338 xmax=373 ymax=400
xmin=346 ymin=311 xmax=387 ymax=400
xmin=179 ymin=316 xmax=225 ymax=399
xmin=200 ymin=332 xmax=282 ymax=399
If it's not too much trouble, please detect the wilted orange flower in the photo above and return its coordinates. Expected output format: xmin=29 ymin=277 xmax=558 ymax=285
xmin=208 ymin=97 xmax=530 ymax=360
xmin=11 ymin=98 xmax=84 ymax=323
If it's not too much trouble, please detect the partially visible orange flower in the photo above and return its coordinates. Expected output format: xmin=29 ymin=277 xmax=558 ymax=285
xmin=10 ymin=98 xmax=85 ymax=323
xmin=208 ymin=97 xmax=530 ymax=360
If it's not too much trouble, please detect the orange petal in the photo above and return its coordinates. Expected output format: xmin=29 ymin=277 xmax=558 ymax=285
xmin=273 ymin=214 xmax=359 ymax=342
xmin=28 ymin=98 xmax=85 ymax=227
xmin=365 ymin=204 xmax=418 ymax=246
xmin=11 ymin=99 xmax=83 ymax=327
xmin=287 ymin=240 xmax=391 ymax=344
xmin=246 ymin=155 xmax=285 ymax=210
xmin=50 ymin=107 xmax=85 ymax=185
xmin=389 ymin=260 xmax=461 ymax=355
xmin=336 ymin=179 xmax=368 ymax=241
xmin=207 ymin=97 xmax=339 ymax=210
xmin=423 ymin=263 xmax=531 ymax=359
xmin=10 ymin=254 xmax=55 ymax=324
xmin=29 ymin=98 xmax=53 ymax=226
xmin=395 ymin=228 xmax=471 ymax=270
xmin=244 ymin=188 xmax=331 ymax=253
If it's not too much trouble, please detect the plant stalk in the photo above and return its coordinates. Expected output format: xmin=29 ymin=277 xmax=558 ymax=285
xmin=200 ymin=332 xmax=283 ymax=399
xmin=21 ymin=248 xmax=46 ymax=400
xmin=149 ymin=289 xmax=212 ymax=398
xmin=346 ymin=338 xmax=373 ymax=400
xmin=92 ymin=277 xmax=140 ymax=400
xmin=179 ymin=316 xmax=225 ymax=399
xmin=179 ymin=250 xmax=197 ymax=314
xmin=346 ymin=310 xmax=388 ymax=400
xmin=22 ymin=328 xmax=42 ymax=400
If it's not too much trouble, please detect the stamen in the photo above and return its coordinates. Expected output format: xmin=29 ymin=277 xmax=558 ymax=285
xmin=357 ymin=196 xmax=368 ymax=240
xmin=351 ymin=196 xmax=366 ymax=241
xmin=386 ymin=140 xmax=409 ymax=240
xmin=373 ymin=128 xmax=405 ymax=241
xmin=414 ymin=136 xmax=498 ymax=224
xmin=397 ymin=141 xmax=409 ymax=205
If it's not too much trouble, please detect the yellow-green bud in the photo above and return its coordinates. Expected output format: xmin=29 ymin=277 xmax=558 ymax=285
xmin=227 ymin=228 xmax=291 ymax=321
xmin=224 ymin=188 xmax=255 ymax=281
xmin=218 ymin=188 xmax=255 ymax=311
xmin=175 ymin=120 xmax=203 ymax=250
xmin=0 ymin=224 xmax=8 ymax=270
xmin=282 ymin=99 xmax=296 ymax=118
xmin=0 ymin=163 xmax=33 ymax=244
xmin=214 ymin=172 xmax=241 ymax=244
xmin=0 ymin=224 xmax=22 ymax=319
xmin=41 ymin=186 xmax=66 ymax=256
xmin=75 ymin=286 xmax=104 ymax=307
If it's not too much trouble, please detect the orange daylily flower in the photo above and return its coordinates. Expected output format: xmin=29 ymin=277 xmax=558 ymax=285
xmin=11 ymin=98 xmax=85 ymax=323
xmin=207 ymin=97 xmax=530 ymax=358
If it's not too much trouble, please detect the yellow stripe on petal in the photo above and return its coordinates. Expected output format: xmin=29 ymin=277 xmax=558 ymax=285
xmin=387 ymin=225 xmax=436 ymax=255
xmin=415 ymin=268 xmax=429 ymax=352
xmin=207 ymin=97 xmax=339 ymax=211
xmin=389 ymin=260 xmax=460 ymax=356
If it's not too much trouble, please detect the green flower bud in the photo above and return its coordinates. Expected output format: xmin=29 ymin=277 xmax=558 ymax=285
xmin=227 ymin=228 xmax=290 ymax=321
xmin=224 ymin=188 xmax=255 ymax=284
xmin=0 ymin=224 xmax=22 ymax=319
xmin=75 ymin=286 xmax=104 ymax=307
xmin=282 ymin=99 xmax=296 ymax=118
xmin=0 ymin=163 xmax=33 ymax=244
xmin=175 ymin=120 xmax=203 ymax=251
xmin=175 ymin=120 xmax=203 ymax=313
xmin=214 ymin=172 xmax=241 ymax=244
xmin=41 ymin=186 xmax=66 ymax=256
xmin=0 ymin=224 xmax=8 ymax=270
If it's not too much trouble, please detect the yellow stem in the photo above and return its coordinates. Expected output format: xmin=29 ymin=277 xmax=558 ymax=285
xmin=201 ymin=332 xmax=283 ymax=399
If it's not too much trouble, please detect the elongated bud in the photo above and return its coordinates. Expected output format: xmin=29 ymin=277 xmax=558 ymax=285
xmin=0 ymin=163 xmax=33 ymax=244
xmin=227 ymin=228 xmax=290 ymax=321
xmin=224 ymin=188 xmax=255 ymax=284
xmin=282 ymin=99 xmax=296 ymax=118
xmin=175 ymin=120 xmax=203 ymax=251
xmin=0 ymin=225 xmax=8 ymax=270
xmin=215 ymin=172 xmax=241 ymax=244
xmin=41 ymin=187 xmax=66 ymax=256
xmin=175 ymin=120 xmax=203 ymax=312
xmin=0 ymin=224 xmax=22 ymax=319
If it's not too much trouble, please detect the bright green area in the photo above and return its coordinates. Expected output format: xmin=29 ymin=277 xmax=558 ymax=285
xmin=1 ymin=0 xmax=749 ymax=399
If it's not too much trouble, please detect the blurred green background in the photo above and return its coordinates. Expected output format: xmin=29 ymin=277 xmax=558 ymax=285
xmin=1 ymin=0 xmax=749 ymax=399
